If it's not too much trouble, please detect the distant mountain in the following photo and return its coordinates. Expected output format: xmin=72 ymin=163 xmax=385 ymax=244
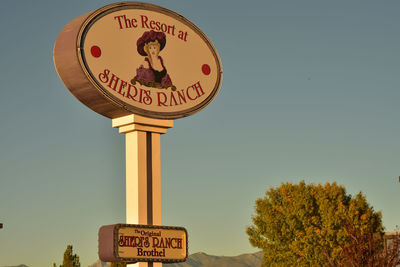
xmin=168 ymin=251 xmax=263 ymax=267
xmin=90 ymin=251 xmax=263 ymax=267
xmin=1 ymin=251 xmax=263 ymax=267
xmin=88 ymin=261 xmax=110 ymax=267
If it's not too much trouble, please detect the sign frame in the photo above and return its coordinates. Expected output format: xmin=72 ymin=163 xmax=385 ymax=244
xmin=54 ymin=1 xmax=222 ymax=119
xmin=99 ymin=223 xmax=188 ymax=263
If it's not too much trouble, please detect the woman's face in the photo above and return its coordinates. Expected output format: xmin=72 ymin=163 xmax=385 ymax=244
xmin=146 ymin=42 xmax=160 ymax=56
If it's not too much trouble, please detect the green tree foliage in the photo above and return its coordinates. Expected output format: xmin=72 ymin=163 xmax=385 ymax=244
xmin=247 ymin=181 xmax=383 ymax=267
xmin=53 ymin=245 xmax=81 ymax=267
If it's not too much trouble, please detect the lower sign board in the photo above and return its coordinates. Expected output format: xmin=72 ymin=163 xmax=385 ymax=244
xmin=99 ymin=224 xmax=188 ymax=263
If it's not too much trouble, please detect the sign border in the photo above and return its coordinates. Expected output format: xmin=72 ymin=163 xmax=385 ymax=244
xmin=76 ymin=1 xmax=222 ymax=119
xmin=111 ymin=224 xmax=188 ymax=263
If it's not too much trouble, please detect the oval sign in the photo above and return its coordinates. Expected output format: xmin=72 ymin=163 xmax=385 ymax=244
xmin=54 ymin=2 xmax=222 ymax=119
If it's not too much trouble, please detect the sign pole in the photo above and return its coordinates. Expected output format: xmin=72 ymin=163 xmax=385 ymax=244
xmin=112 ymin=114 xmax=173 ymax=267
xmin=54 ymin=2 xmax=221 ymax=264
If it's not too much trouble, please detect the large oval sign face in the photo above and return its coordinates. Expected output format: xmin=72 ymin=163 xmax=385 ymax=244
xmin=54 ymin=2 xmax=222 ymax=119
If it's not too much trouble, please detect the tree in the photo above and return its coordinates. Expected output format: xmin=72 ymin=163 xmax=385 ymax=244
xmin=53 ymin=245 xmax=81 ymax=267
xmin=246 ymin=181 xmax=383 ymax=267
xmin=340 ymin=224 xmax=400 ymax=267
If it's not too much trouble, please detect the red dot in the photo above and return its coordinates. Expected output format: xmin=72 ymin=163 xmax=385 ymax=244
xmin=202 ymin=64 xmax=211 ymax=75
xmin=91 ymin=46 xmax=101 ymax=58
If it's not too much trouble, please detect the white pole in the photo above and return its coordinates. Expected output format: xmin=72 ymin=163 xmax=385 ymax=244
xmin=112 ymin=114 xmax=173 ymax=267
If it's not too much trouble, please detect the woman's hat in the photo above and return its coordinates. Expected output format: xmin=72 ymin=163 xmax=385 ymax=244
xmin=137 ymin=30 xmax=166 ymax=56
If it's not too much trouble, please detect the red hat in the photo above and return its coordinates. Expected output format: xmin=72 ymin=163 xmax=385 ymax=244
xmin=137 ymin=30 xmax=166 ymax=56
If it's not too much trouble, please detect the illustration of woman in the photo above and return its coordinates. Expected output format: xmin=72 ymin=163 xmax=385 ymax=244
xmin=131 ymin=30 xmax=176 ymax=91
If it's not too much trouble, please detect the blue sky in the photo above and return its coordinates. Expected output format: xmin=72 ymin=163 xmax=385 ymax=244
xmin=1 ymin=0 xmax=400 ymax=266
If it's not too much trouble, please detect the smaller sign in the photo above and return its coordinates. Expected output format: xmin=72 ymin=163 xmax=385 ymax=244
xmin=99 ymin=224 xmax=188 ymax=263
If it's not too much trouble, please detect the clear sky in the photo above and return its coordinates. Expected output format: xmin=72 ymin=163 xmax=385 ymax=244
xmin=1 ymin=0 xmax=400 ymax=266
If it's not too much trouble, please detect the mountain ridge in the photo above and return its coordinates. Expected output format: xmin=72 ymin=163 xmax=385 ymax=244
xmin=88 ymin=251 xmax=263 ymax=267
xmin=2 ymin=251 xmax=263 ymax=267
xmin=167 ymin=251 xmax=263 ymax=267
